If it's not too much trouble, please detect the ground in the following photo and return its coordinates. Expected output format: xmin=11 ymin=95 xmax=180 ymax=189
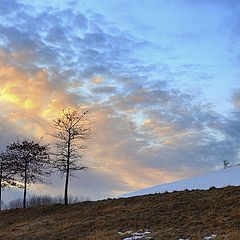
xmin=0 ymin=186 xmax=240 ymax=239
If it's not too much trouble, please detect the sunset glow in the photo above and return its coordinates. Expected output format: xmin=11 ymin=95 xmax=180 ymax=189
xmin=1 ymin=0 xmax=240 ymax=202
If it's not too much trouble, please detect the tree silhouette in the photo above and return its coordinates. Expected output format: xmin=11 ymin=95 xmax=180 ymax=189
xmin=223 ymin=160 xmax=230 ymax=169
xmin=51 ymin=107 xmax=92 ymax=205
xmin=6 ymin=139 xmax=51 ymax=208
xmin=0 ymin=152 xmax=18 ymax=210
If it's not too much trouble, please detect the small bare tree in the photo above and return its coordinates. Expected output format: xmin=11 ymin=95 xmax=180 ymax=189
xmin=6 ymin=139 xmax=51 ymax=208
xmin=51 ymin=107 xmax=92 ymax=205
xmin=223 ymin=160 xmax=231 ymax=169
xmin=0 ymin=152 xmax=20 ymax=210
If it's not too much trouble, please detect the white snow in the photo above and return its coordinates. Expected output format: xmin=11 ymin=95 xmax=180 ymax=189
xmin=203 ymin=234 xmax=217 ymax=240
xmin=118 ymin=229 xmax=152 ymax=240
xmin=121 ymin=166 xmax=240 ymax=198
xmin=118 ymin=230 xmax=217 ymax=240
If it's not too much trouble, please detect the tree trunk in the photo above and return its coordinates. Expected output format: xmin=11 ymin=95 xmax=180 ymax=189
xmin=64 ymin=165 xmax=69 ymax=205
xmin=23 ymin=160 xmax=27 ymax=208
xmin=64 ymin=134 xmax=71 ymax=205
xmin=0 ymin=164 xmax=2 ymax=211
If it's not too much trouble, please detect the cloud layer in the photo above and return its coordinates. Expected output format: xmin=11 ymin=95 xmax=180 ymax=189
xmin=1 ymin=0 xmax=240 ymax=201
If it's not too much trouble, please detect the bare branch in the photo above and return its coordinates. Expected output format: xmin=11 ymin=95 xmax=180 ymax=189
xmin=51 ymin=107 xmax=92 ymax=205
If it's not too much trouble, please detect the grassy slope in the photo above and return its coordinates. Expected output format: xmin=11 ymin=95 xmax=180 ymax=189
xmin=0 ymin=186 xmax=240 ymax=240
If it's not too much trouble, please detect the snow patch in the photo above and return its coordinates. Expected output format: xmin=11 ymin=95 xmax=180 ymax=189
xmin=203 ymin=234 xmax=217 ymax=240
xmin=118 ymin=229 xmax=152 ymax=240
xmin=122 ymin=166 xmax=240 ymax=198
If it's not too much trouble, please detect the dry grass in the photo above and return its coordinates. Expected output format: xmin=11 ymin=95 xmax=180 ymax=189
xmin=216 ymin=231 xmax=240 ymax=240
xmin=0 ymin=186 xmax=240 ymax=239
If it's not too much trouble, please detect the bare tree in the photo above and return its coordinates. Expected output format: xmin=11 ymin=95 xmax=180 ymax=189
xmin=6 ymin=139 xmax=51 ymax=208
xmin=0 ymin=152 xmax=18 ymax=211
xmin=51 ymin=107 xmax=92 ymax=205
xmin=223 ymin=160 xmax=231 ymax=169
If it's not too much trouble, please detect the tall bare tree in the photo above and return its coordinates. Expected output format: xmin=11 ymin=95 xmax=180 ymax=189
xmin=6 ymin=139 xmax=51 ymax=208
xmin=51 ymin=107 xmax=92 ymax=205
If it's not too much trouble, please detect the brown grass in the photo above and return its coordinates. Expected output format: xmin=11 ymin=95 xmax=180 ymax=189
xmin=216 ymin=231 xmax=240 ymax=240
xmin=0 ymin=186 xmax=240 ymax=239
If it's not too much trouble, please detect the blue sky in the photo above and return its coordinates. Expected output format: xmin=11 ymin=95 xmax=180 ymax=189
xmin=1 ymin=0 xmax=240 ymax=202
xmin=25 ymin=0 xmax=240 ymax=112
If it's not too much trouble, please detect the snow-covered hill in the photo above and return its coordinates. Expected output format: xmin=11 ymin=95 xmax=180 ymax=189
xmin=122 ymin=166 xmax=240 ymax=198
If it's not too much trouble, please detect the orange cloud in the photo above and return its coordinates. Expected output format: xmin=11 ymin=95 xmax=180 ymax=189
xmin=91 ymin=76 xmax=104 ymax=84
xmin=85 ymin=106 xmax=187 ymax=195
xmin=0 ymin=61 xmax=81 ymax=140
xmin=143 ymin=119 xmax=175 ymax=136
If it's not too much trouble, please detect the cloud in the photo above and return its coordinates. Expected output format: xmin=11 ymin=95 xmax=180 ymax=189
xmin=1 ymin=0 xmax=240 ymax=202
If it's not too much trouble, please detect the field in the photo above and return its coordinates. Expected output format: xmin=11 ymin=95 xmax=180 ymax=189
xmin=0 ymin=186 xmax=240 ymax=239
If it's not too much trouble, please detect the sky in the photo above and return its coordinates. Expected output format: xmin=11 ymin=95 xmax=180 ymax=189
xmin=1 ymin=0 xmax=240 ymax=202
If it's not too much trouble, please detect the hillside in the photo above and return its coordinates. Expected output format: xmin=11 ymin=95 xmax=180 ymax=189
xmin=0 ymin=186 xmax=240 ymax=240
xmin=122 ymin=166 xmax=240 ymax=198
